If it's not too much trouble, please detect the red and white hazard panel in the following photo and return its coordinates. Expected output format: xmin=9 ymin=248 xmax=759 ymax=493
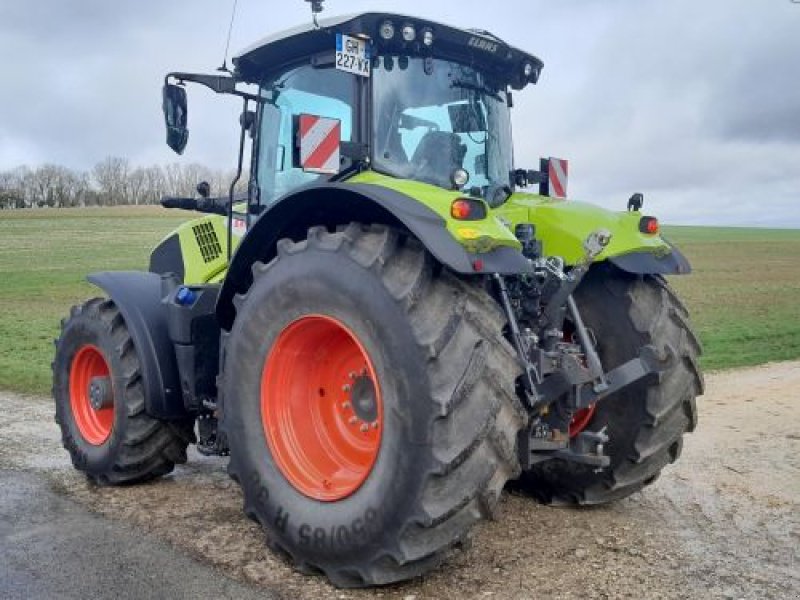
xmin=547 ymin=157 xmax=568 ymax=199
xmin=298 ymin=114 xmax=341 ymax=175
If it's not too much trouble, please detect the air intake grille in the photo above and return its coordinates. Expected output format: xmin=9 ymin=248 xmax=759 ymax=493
xmin=192 ymin=222 xmax=222 ymax=263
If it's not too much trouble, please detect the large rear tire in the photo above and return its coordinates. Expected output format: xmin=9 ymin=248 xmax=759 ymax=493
xmin=53 ymin=298 xmax=192 ymax=485
xmin=515 ymin=265 xmax=703 ymax=505
xmin=221 ymin=224 xmax=525 ymax=587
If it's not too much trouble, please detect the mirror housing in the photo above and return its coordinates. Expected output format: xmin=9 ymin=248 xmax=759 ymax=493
xmin=162 ymin=83 xmax=188 ymax=154
xmin=196 ymin=181 xmax=210 ymax=198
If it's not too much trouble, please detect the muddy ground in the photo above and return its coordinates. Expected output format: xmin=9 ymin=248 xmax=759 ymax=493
xmin=1 ymin=361 xmax=798 ymax=599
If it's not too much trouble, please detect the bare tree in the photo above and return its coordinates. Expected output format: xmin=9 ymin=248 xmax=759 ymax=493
xmin=92 ymin=156 xmax=130 ymax=205
xmin=0 ymin=157 xmax=250 ymax=209
xmin=0 ymin=166 xmax=29 ymax=209
xmin=142 ymin=165 xmax=166 ymax=205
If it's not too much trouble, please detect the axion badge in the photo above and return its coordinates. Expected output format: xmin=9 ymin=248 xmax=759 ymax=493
xmin=298 ymin=113 xmax=341 ymax=175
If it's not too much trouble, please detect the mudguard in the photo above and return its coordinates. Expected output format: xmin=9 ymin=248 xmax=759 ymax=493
xmin=609 ymin=241 xmax=692 ymax=275
xmin=216 ymin=181 xmax=530 ymax=329
xmin=87 ymin=271 xmax=187 ymax=420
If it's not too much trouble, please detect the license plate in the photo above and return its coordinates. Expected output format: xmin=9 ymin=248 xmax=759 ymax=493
xmin=336 ymin=33 xmax=371 ymax=78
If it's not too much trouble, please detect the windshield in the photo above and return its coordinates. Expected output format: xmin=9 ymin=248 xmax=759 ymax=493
xmin=372 ymin=57 xmax=514 ymax=197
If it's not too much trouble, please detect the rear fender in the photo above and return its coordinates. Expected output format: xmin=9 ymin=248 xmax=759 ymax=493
xmin=216 ymin=182 xmax=530 ymax=330
xmin=87 ymin=271 xmax=187 ymax=420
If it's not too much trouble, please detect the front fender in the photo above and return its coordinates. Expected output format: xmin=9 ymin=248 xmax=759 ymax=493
xmin=87 ymin=271 xmax=186 ymax=420
xmin=496 ymin=193 xmax=691 ymax=274
xmin=608 ymin=241 xmax=691 ymax=275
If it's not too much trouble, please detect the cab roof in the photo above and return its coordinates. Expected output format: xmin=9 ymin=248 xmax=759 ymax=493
xmin=233 ymin=12 xmax=544 ymax=89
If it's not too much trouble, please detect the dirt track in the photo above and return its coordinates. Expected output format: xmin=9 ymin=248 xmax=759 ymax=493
xmin=1 ymin=362 xmax=798 ymax=599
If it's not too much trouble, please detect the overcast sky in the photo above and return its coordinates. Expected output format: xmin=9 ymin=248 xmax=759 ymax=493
xmin=1 ymin=0 xmax=798 ymax=226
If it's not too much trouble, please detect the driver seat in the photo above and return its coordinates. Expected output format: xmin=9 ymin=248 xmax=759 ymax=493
xmin=410 ymin=131 xmax=467 ymax=189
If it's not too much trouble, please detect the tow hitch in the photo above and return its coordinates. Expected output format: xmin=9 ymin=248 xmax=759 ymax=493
xmin=494 ymin=228 xmax=677 ymax=470
xmin=518 ymin=343 xmax=675 ymax=469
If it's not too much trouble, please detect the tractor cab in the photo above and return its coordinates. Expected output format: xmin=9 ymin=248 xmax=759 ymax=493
xmin=163 ymin=12 xmax=543 ymax=212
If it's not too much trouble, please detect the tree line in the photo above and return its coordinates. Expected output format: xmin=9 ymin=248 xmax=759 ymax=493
xmin=0 ymin=157 xmax=246 ymax=210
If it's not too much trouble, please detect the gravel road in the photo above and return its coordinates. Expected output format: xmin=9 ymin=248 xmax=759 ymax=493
xmin=1 ymin=362 xmax=798 ymax=599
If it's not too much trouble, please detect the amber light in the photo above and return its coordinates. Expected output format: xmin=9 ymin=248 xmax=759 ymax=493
xmin=639 ymin=216 xmax=659 ymax=235
xmin=451 ymin=198 xmax=486 ymax=221
xmin=451 ymin=199 xmax=472 ymax=219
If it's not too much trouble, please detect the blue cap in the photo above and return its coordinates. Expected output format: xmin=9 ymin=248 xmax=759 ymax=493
xmin=175 ymin=286 xmax=197 ymax=306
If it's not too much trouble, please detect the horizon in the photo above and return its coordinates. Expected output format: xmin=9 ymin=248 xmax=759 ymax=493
xmin=1 ymin=0 xmax=798 ymax=227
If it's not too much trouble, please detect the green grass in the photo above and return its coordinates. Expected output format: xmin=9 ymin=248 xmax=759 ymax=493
xmin=664 ymin=226 xmax=800 ymax=371
xmin=0 ymin=207 xmax=188 ymax=395
xmin=0 ymin=208 xmax=798 ymax=395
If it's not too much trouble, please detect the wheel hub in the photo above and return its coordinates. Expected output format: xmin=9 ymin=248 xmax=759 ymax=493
xmin=88 ymin=376 xmax=113 ymax=410
xmin=350 ymin=374 xmax=378 ymax=423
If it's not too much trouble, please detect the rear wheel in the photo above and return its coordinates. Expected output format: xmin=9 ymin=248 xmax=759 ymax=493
xmin=53 ymin=298 xmax=192 ymax=485
xmin=516 ymin=266 xmax=703 ymax=504
xmin=222 ymin=224 xmax=525 ymax=587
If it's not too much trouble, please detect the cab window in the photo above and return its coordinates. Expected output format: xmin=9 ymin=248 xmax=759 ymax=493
xmin=258 ymin=65 xmax=355 ymax=205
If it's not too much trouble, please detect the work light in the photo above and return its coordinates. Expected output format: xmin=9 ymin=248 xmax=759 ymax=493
xmin=379 ymin=20 xmax=395 ymax=40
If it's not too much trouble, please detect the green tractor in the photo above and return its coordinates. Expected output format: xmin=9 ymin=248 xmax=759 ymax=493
xmin=53 ymin=4 xmax=703 ymax=587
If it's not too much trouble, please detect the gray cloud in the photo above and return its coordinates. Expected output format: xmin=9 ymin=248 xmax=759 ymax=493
xmin=1 ymin=0 xmax=798 ymax=226
xmin=512 ymin=0 xmax=800 ymax=225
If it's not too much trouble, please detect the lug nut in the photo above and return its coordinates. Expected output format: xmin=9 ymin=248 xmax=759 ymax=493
xmin=341 ymin=402 xmax=351 ymax=410
xmin=348 ymin=416 xmax=358 ymax=425
xmin=349 ymin=371 xmax=357 ymax=379
xmin=371 ymin=421 xmax=379 ymax=429
xmin=342 ymin=384 xmax=351 ymax=392
xmin=360 ymin=424 xmax=369 ymax=433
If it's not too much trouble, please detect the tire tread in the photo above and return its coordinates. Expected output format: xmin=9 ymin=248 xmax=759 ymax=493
xmin=225 ymin=224 xmax=525 ymax=587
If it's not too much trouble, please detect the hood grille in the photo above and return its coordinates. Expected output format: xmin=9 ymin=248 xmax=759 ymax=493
xmin=192 ymin=222 xmax=222 ymax=263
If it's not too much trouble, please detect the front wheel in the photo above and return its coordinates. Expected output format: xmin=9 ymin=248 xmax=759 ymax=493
xmin=221 ymin=224 xmax=526 ymax=587
xmin=53 ymin=298 xmax=192 ymax=484
xmin=515 ymin=265 xmax=704 ymax=505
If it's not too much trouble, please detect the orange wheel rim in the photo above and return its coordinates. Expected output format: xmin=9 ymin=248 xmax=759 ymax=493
xmin=69 ymin=344 xmax=114 ymax=445
xmin=261 ymin=315 xmax=383 ymax=501
xmin=569 ymin=405 xmax=597 ymax=437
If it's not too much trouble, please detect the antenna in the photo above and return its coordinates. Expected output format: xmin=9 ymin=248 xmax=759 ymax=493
xmin=305 ymin=0 xmax=325 ymax=29
xmin=217 ymin=0 xmax=239 ymax=73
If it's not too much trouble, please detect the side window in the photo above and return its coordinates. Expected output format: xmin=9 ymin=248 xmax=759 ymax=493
xmin=399 ymin=100 xmax=491 ymax=188
xmin=258 ymin=65 xmax=355 ymax=206
xmin=399 ymin=106 xmax=447 ymax=159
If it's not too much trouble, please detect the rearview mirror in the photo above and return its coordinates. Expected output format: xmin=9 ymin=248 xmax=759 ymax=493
xmin=162 ymin=83 xmax=188 ymax=154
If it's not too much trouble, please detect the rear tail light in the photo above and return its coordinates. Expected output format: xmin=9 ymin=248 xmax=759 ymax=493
xmin=451 ymin=198 xmax=487 ymax=221
xmin=639 ymin=216 xmax=659 ymax=235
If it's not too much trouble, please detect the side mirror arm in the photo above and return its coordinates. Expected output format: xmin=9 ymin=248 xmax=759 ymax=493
xmin=165 ymin=72 xmax=262 ymax=103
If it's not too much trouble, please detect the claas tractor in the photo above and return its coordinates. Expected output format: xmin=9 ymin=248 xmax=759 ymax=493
xmin=52 ymin=4 xmax=703 ymax=588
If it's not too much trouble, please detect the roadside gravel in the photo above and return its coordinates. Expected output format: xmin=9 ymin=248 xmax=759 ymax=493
xmin=1 ymin=361 xmax=798 ymax=599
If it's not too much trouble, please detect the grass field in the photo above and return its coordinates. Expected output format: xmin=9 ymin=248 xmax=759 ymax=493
xmin=1 ymin=207 xmax=799 ymax=395
xmin=664 ymin=226 xmax=800 ymax=371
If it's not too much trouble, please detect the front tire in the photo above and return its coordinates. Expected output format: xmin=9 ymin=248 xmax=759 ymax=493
xmin=221 ymin=224 xmax=525 ymax=587
xmin=516 ymin=265 xmax=703 ymax=505
xmin=53 ymin=298 xmax=192 ymax=485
